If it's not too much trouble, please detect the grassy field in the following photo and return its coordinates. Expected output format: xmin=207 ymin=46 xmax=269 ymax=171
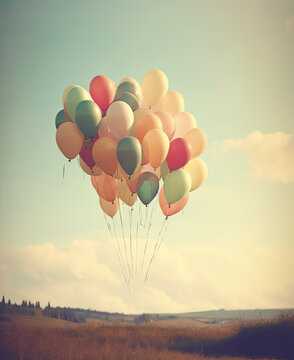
xmin=0 ymin=313 xmax=293 ymax=360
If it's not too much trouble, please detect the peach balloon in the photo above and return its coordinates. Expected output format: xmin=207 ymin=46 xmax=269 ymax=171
xmin=173 ymin=112 xmax=197 ymax=139
xmin=129 ymin=108 xmax=149 ymax=136
xmin=184 ymin=128 xmax=207 ymax=158
xmin=118 ymin=178 xmax=137 ymax=206
xmin=155 ymin=111 xmax=175 ymax=141
xmin=91 ymin=173 xmax=118 ymax=202
xmin=79 ymin=157 xmax=102 ymax=176
xmin=142 ymin=129 xmax=169 ymax=169
xmin=106 ymin=101 xmax=134 ymax=142
xmin=163 ymin=91 xmax=184 ymax=116
xmin=135 ymin=113 xmax=162 ymax=143
xmin=56 ymin=122 xmax=84 ymax=160
xmin=159 ymin=186 xmax=189 ymax=217
xmin=142 ymin=163 xmax=161 ymax=179
xmin=99 ymin=197 xmax=118 ymax=217
xmin=92 ymin=137 xmax=118 ymax=175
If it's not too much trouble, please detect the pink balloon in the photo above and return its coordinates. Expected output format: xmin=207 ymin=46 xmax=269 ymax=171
xmin=155 ymin=111 xmax=175 ymax=141
xmin=79 ymin=137 xmax=96 ymax=168
xmin=98 ymin=116 xmax=118 ymax=143
xmin=166 ymin=138 xmax=191 ymax=171
xmin=89 ymin=75 xmax=116 ymax=112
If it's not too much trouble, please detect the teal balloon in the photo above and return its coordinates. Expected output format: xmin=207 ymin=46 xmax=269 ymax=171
xmin=115 ymin=92 xmax=139 ymax=111
xmin=55 ymin=109 xmax=68 ymax=129
xmin=164 ymin=169 xmax=192 ymax=205
xmin=136 ymin=172 xmax=159 ymax=206
xmin=65 ymin=86 xmax=91 ymax=121
xmin=117 ymin=136 xmax=142 ymax=176
xmin=74 ymin=100 xmax=102 ymax=138
xmin=115 ymin=81 xmax=140 ymax=101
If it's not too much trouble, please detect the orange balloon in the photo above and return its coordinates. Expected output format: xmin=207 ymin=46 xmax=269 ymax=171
xmin=142 ymin=129 xmax=169 ymax=169
xmin=159 ymin=186 xmax=189 ymax=217
xmin=92 ymin=137 xmax=118 ymax=175
xmin=99 ymin=197 xmax=118 ymax=217
xmin=135 ymin=113 xmax=162 ymax=143
xmin=79 ymin=157 xmax=102 ymax=176
xmin=184 ymin=128 xmax=207 ymax=158
xmin=91 ymin=173 xmax=118 ymax=202
xmin=62 ymin=85 xmax=77 ymax=107
xmin=56 ymin=122 xmax=83 ymax=160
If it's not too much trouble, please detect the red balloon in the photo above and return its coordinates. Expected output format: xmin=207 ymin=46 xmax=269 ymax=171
xmin=79 ymin=137 xmax=96 ymax=168
xmin=166 ymin=138 xmax=191 ymax=170
xmin=89 ymin=75 xmax=116 ymax=112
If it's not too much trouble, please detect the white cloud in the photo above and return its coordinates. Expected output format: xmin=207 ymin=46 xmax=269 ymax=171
xmin=0 ymin=234 xmax=293 ymax=313
xmin=219 ymin=131 xmax=294 ymax=183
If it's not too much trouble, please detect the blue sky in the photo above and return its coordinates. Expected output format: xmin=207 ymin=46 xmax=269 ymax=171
xmin=0 ymin=0 xmax=293 ymax=312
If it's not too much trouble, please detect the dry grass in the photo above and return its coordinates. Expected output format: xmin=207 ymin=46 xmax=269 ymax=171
xmin=0 ymin=316 xmax=293 ymax=360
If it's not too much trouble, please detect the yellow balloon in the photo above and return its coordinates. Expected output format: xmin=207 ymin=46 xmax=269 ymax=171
xmin=79 ymin=157 xmax=102 ymax=176
xmin=62 ymin=85 xmax=78 ymax=107
xmin=118 ymin=178 xmax=137 ymax=206
xmin=56 ymin=122 xmax=84 ymax=160
xmin=184 ymin=128 xmax=207 ymax=158
xmin=141 ymin=69 xmax=168 ymax=107
xmin=163 ymin=91 xmax=184 ymax=116
xmin=142 ymin=129 xmax=169 ymax=169
xmin=99 ymin=197 xmax=118 ymax=217
xmin=184 ymin=158 xmax=208 ymax=191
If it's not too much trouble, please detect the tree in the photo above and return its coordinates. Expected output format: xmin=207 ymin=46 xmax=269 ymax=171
xmin=1 ymin=296 xmax=5 ymax=304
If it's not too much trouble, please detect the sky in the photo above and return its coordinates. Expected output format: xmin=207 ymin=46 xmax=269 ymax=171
xmin=0 ymin=0 xmax=293 ymax=313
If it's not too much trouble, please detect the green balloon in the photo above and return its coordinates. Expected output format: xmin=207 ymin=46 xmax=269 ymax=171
xmin=65 ymin=86 xmax=91 ymax=121
xmin=117 ymin=136 xmax=142 ymax=176
xmin=74 ymin=100 xmax=102 ymax=138
xmin=115 ymin=81 xmax=140 ymax=101
xmin=164 ymin=169 xmax=191 ymax=205
xmin=136 ymin=172 xmax=159 ymax=206
xmin=55 ymin=109 xmax=68 ymax=129
xmin=160 ymin=160 xmax=170 ymax=180
xmin=115 ymin=92 xmax=139 ymax=112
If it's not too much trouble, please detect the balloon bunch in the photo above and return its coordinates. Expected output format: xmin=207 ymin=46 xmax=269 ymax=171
xmin=55 ymin=70 xmax=207 ymax=291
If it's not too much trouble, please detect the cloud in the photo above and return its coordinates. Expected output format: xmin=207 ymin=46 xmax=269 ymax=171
xmin=0 ymin=234 xmax=293 ymax=313
xmin=219 ymin=131 xmax=294 ymax=183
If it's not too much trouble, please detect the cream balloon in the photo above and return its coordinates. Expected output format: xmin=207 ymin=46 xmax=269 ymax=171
xmin=141 ymin=69 xmax=168 ymax=107
xmin=99 ymin=197 xmax=118 ymax=217
xmin=173 ymin=112 xmax=197 ymax=139
xmin=184 ymin=128 xmax=207 ymax=158
xmin=184 ymin=158 xmax=208 ymax=191
xmin=140 ymin=98 xmax=163 ymax=113
xmin=56 ymin=122 xmax=84 ymax=160
xmin=106 ymin=101 xmax=134 ymax=141
xmin=163 ymin=91 xmax=184 ymax=116
xmin=79 ymin=157 xmax=102 ymax=176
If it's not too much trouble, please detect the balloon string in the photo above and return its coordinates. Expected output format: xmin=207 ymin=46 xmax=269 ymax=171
xmin=118 ymin=201 xmax=132 ymax=287
xmin=62 ymin=162 xmax=66 ymax=184
xmin=141 ymin=203 xmax=155 ymax=275
xmin=110 ymin=215 xmax=131 ymax=294
xmin=129 ymin=206 xmax=134 ymax=285
xmin=135 ymin=200 xmax=141 ymax=282
xmin=144 ymin=217 xmax=169 ymax=282
xmin=103 ymin=213 xmax=130 ymax=294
